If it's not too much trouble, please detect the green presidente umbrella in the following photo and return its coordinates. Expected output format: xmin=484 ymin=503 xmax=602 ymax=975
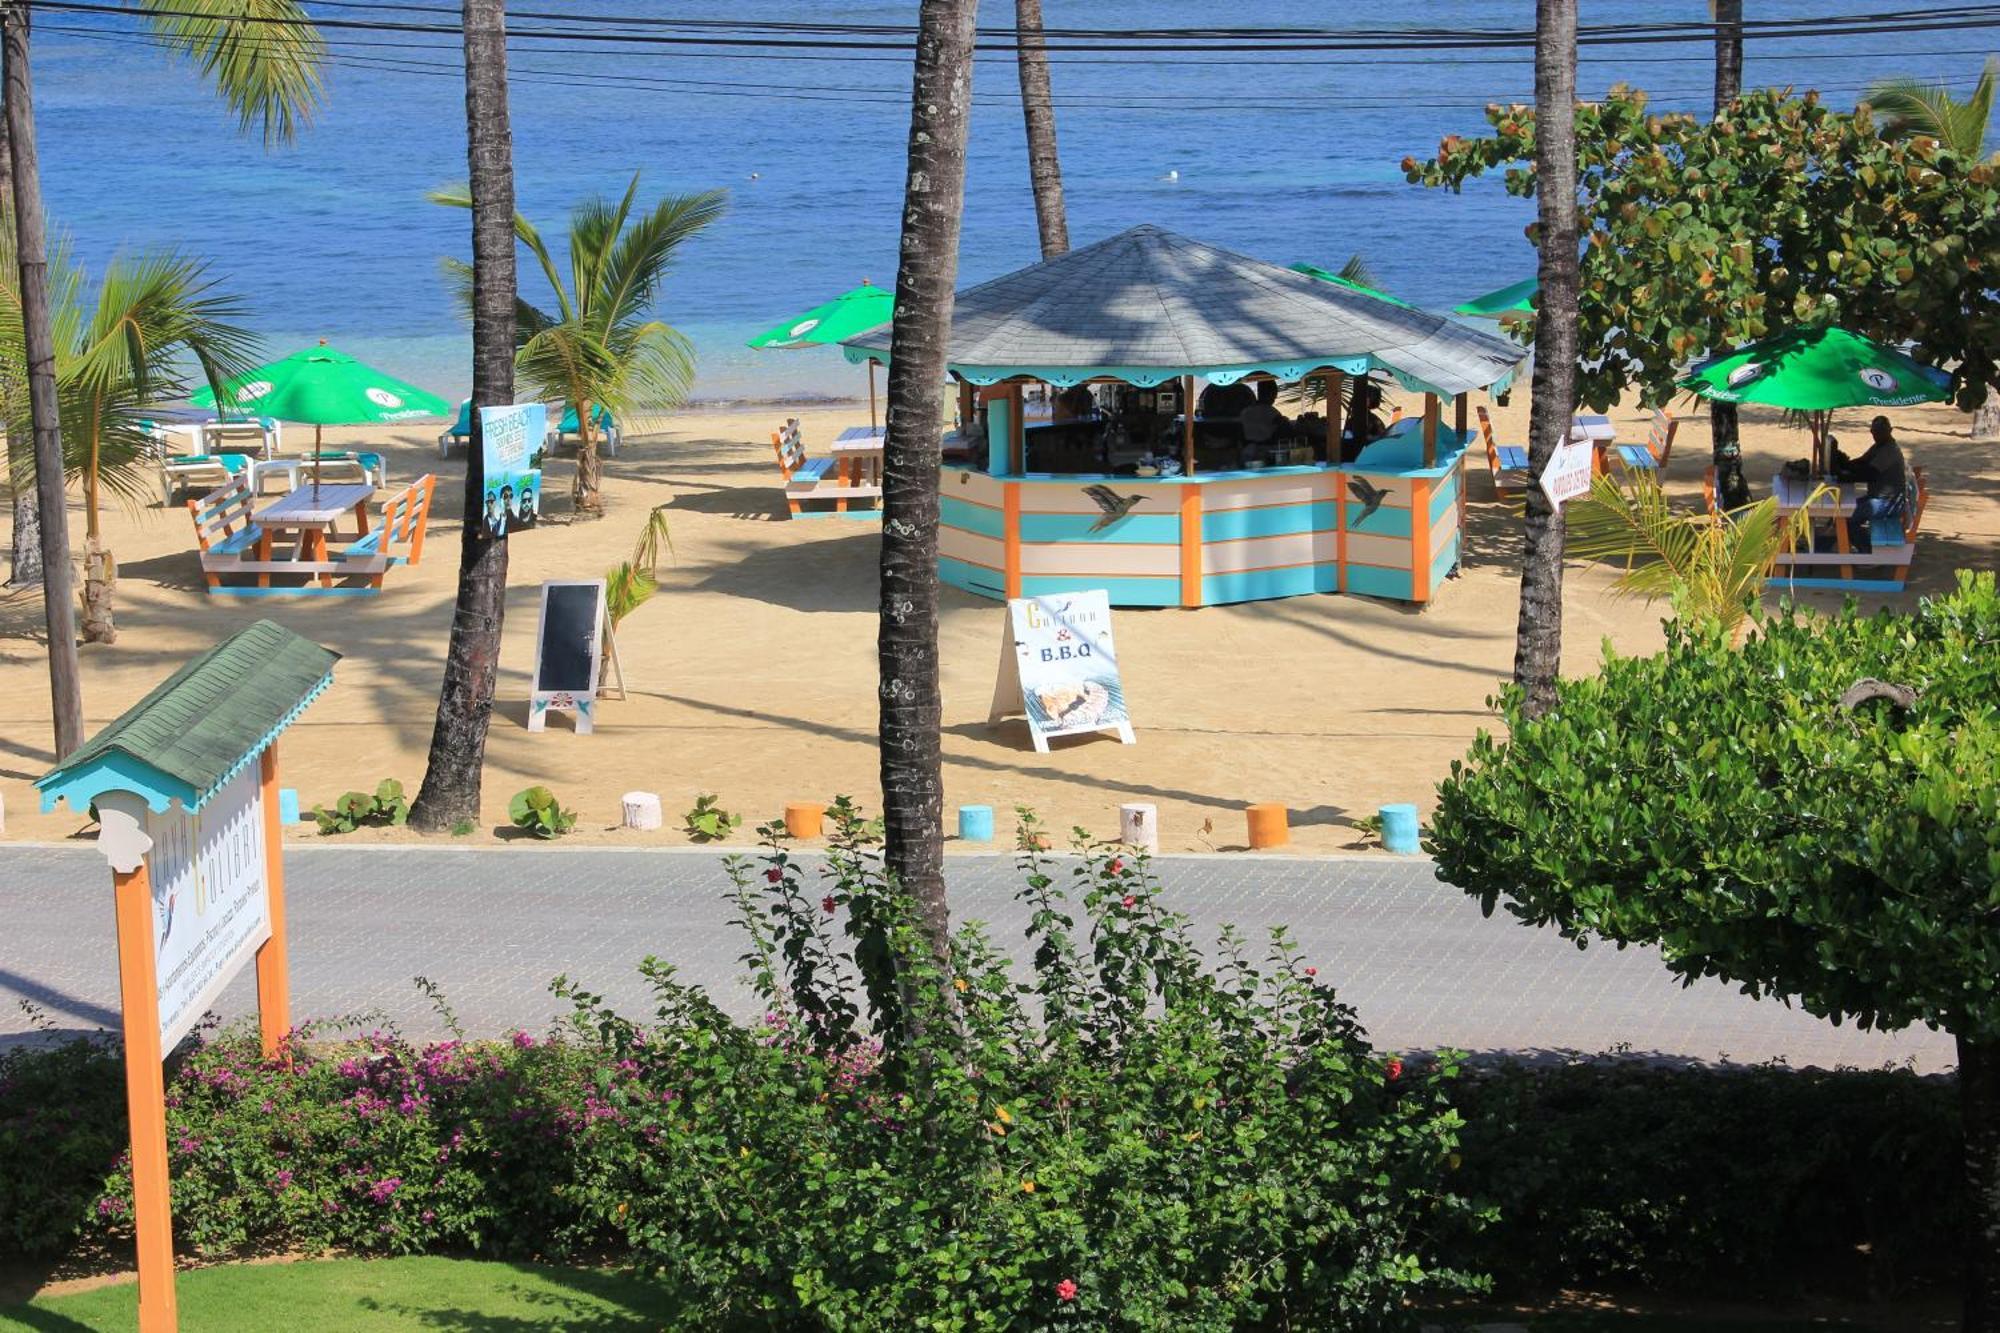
xmin=1288 ymin=262 xmax=1418 ymax=309
xmin=1453 ymin=276 xmax=1539 ymax=319
xmin=747 ymin=281 xmax=895 ymax=427
xmin=194 ymin=342 xmax=452 ymax=496
xmin=1679 ymin=325 xmax=1952 ymax=471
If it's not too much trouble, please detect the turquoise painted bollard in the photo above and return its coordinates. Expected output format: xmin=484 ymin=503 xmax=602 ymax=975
xmin=279 ymin=787 xmax=301 ymax=824
xmin=1378 ymin=803 xmax=1420 ymax=855
xmin=957 ymin=804 xmax=995 ymax=843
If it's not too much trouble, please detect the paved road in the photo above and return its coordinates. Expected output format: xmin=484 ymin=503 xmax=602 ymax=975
xmin=0 ymin=846 xmax=1955 ymax=1070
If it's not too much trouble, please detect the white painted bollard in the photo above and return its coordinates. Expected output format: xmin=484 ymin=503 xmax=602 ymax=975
xmin=1119 ymin=803 xmax=1158 ymax=853
xmin=621 ymin=791 xmax=663 ymax=831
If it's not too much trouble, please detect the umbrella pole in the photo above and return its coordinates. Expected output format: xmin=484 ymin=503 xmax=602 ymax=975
xmin=313 ymin=424 xmax=322 ymax=502
xmin=868 ymin=360 xmax=877 ymax=431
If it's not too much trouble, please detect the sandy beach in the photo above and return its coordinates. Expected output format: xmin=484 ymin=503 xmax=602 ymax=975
xmin=2 ymin=391 xmax=1993 ymax=854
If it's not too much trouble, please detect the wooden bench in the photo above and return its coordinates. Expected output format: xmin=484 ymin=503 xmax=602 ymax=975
xmin=188 ymin=474 xmax=435 ymax=596
xmin=1705 ymin=464 xmax=1929 ymax=593
xmin=1610 ymin=407 xmax=1678 ymax=474
xmin=772 ymin=419 xmax=883 ymax=517
xmin=1475 ymin=405 xmax=1529 ymax=499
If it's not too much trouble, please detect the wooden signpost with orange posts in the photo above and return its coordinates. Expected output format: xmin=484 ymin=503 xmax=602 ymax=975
xmin=35 ymin=620 xmax=339 ymax=1333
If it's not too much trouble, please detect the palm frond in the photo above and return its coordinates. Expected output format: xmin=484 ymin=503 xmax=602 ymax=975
xmin=1336 ymin=253 xmax=1378 ymax=289
xmin=141 ymin=0 xmax=324 ymax=145
xmin=431 ymin=186 xmax=575 ymax=326
xmin=1867 ymin=59 xmax=1997 ymax=159
xmin=597 ymin=190 xmax=729 ymax=330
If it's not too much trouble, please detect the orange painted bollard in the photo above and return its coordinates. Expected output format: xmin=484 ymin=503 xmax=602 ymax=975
xmin=1246 ymin=803 xmax=1290 ymax=849
xmin=784 ymin=802 xmax=826 ymax=840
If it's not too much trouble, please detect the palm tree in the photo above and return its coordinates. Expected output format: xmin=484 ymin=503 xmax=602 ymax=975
xmin=1567 ymin=471 xmax=1815 ymax=646
xmin=3 ymin=0 xmax=321 ymax=757
xmin=881 ymin=0 xmax=979 ymax=962
xmin=431 ymin=175 xmax=726 ymax=518
xmin=1708 ymin=0 xmax=1748 ymax=508
xmin=1015 ymin=0 xmax=1068 ymax=259
xmin=408 ymin=0 xmax=516 ymax=834
xmin=1868 ymin=60 xmax=1999 ymax=439
xmin=0 ymin=238 xmax=256 ymax=644
xmin=1513 ymin=0 xmax=1579 ymax=720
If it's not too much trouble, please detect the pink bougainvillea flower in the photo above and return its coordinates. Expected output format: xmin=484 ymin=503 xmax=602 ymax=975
xmin=1055 ymin=1277 xmax=1079 ymax=1302
xmin=1107 ymin=858 xmax=1124 ymax=875
xmin=1121 ymin=895 xmax=1136 ymax=909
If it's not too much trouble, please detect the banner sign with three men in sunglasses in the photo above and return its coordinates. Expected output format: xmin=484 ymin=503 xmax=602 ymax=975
xmin=479 ymin=402 xmax=547 ymax=537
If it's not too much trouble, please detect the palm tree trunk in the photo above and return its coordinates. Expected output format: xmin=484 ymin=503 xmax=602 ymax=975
xmin=1974 ymin=395 xmax=2000 ymax=442
xmin=79 ymin=432 xmax=113 ymax=644
xmin=1961 ymin=1033 xmax=2000 ymax=1332
xmin=572 ymin=400 xmax=602 ymax=517
xmin=4 ymin=4 xmax=81 ymax=756
xmin=1512 ymin=0 xmax=1578 ymax=722
xmin=1015 ymin=0 xmax=1067 ymax=259
xmin=881 ymin=0 xmax=978 ymax=957
xmin=409 ymin=0 xmax=515 ymax=832
xmin=1712 ymin=0 xmax=1742 ymax=107
xmin=1708 ymin=0 xmax=1747 ymax=502
xmin=0 ymin=97 xmax=30 ymax=589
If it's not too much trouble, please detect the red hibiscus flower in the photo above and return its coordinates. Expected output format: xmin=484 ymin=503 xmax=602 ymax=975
xmin=1385 ymin=1057 xmax=1404 ymax=1082
xmin=1055 ymin=1278 xmax=1078 ymax=1302
xmin=822 ymin=895 xmax=837 ymax=914
xmin=765 ymin=868 xmax=783 ymax=884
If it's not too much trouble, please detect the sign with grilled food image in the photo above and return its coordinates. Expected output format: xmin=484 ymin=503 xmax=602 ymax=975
xmin=989 ymin=590 xmax=1135 ymax=752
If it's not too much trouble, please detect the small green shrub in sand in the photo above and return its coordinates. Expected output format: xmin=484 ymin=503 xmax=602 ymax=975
xmin=680 ymin=793 xmax=740 ymax=842
xmin=507 ymin=786 xmax=576 ymax=840
xmin=312 ymin=780 xmax=408 ymax=834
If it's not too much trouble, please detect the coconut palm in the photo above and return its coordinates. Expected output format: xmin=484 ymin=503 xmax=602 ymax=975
xmin=1868 ymin=59 xmax=1999 ymax=438
xmin=1514 ymin=0 xmax=1580 ymax=720
xmin=431 ymin=175 xmax=726 ymax=517
xmin=4 ymin=0 xmax=321 ymax=756
xmin=0 ymin=236 xmax=257 ymax=644
xmin=408 ymin=0 xmax=515 ymax=833
xmin=1567 ymin=471 xmax=1817 ymax=646
xmin=1015 ymin=0 xmax=1067 ymax=259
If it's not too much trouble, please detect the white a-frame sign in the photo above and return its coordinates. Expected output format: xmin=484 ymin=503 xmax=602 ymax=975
xmin=989 ymin=589 xmax=1135 ymax=753
xmin=528 ymin=580 xmax=623 ymax=734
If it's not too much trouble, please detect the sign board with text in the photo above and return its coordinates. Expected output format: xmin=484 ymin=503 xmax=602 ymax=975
xmin=1539 ymin=433 xmax=1596 ymax=509
xmin=989 ymin=590 xmax=1135 ymax=753
xmin=480 ymin=403 xmax=547 ymax=536
xmin=143 ymin=765 xmax=272 ymax=1052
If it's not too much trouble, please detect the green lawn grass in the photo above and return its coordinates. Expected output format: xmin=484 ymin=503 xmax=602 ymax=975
xmin=0 ymin=1256 xmax=682 ymax=1332
xmin=1 ymin=1260 xmax=1896 ymax=1333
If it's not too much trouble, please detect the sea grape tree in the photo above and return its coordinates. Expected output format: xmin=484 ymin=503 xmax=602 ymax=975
xmin=1427 ymin=569 xmax=2000 ymax=1329
xmin=1405 ymin=87 xmax=2000 ymax=422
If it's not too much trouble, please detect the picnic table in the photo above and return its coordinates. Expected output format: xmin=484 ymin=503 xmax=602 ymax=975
xmin=255 ymin=484 xmax=373 ymax=587
xmin=826 ymin=425 xmax=886 ymax=507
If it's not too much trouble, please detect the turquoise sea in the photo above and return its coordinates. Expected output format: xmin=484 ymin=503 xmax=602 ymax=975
xmin=34 ymin=3 xmax=1974 ymax=404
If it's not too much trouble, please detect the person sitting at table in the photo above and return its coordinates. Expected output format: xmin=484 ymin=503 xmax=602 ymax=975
xmin=1197 ymin=379 xmax=1256 ymax=419
xmin=1341 ymin=380 xmax=1389 ymax=462
xmin=1831 ymin=415 xmax=1908 ymax=554
xmin=1053 ymin=384 xmax=1096 ymax=422
xmin=1240 ymin=380 xmax=1290 ymax=448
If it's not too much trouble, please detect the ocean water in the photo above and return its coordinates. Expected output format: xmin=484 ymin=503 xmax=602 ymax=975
xmin=33 ymin=2 xmax=1972 ymax=404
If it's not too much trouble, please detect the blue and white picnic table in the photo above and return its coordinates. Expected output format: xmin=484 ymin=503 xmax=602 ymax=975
xmin=831 ymin=424 xmax=886 ymax=452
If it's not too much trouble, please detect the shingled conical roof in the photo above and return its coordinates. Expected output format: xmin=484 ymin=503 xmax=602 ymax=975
xmin=843 ymin=224 xmax=1524 ymax=396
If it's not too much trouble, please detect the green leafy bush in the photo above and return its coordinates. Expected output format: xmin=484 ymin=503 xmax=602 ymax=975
xmin=506 ymin=785 xmax=575 ymax=840
xmin=680 ymin=793 xmax=739 ymax=842
xmin=1446 ymin=1059 xmax=1960 ymax=1298
xmin=312 ymin=779 xmax=408 ymax=834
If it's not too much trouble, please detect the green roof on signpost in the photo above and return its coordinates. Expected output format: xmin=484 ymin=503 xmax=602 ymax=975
xmin=38 ymin=620 xmax=339 ymax=814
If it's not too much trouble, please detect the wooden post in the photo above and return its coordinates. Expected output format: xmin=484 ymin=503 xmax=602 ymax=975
xmin=1181 ymin=375 xmax=1196 ymax=476
xmin=868 ymin=360 xmax=878 ymax=431
xmin=255 ymin=745 xmax=292 ymax=1061
xmin=957 ymin=379 xmax=973 ymax=436
xmin=1325 ymin=370 xmax=1344 ymax=462
xmin=112 ymin=861 xmax=178 ymax=1333
xmin=1410 ymin=477 xmax=1434 ymax=604
xmin=1008 ymin=381 xmax=1026 ymax=473
xmin=1422 ymin=393 xmax=1440 ymax=468
xmin=1454 ymin=392 xmax=1468 ymax=441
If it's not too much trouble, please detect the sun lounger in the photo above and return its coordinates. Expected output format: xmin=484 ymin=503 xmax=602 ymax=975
xmin=556 ymin=403 xmax=621 ymax=458
xmin=1475 ymin=405 xmax=1528 ymax=499
xmin=438 ymin=399 xmax=472 ymax=457
xmin=158 ymin=452 xmax=250 ymax=506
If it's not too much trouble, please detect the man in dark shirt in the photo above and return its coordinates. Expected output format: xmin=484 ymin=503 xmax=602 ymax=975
xmin=1832 ymin=415 xmax=1908 ymax=553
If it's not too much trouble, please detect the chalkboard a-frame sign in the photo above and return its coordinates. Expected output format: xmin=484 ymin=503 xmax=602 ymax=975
xmin=530 ymin=580 xmax=606 ymax=733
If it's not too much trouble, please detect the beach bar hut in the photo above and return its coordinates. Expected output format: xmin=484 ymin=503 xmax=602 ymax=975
xmin=843 ymin=225 xmax=1524 ymax=608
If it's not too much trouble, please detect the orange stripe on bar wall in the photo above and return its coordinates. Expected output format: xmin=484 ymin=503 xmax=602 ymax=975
xmin=1003 ymin=483 xmax=1023 ymax=599
xmin=1179 ymin=486 xmax=1203 ymax=607
xmin=1409 ymin=478 xmax=1433 ymax=604
xmin=255 ymin=745 xmax=292 ymax=1062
